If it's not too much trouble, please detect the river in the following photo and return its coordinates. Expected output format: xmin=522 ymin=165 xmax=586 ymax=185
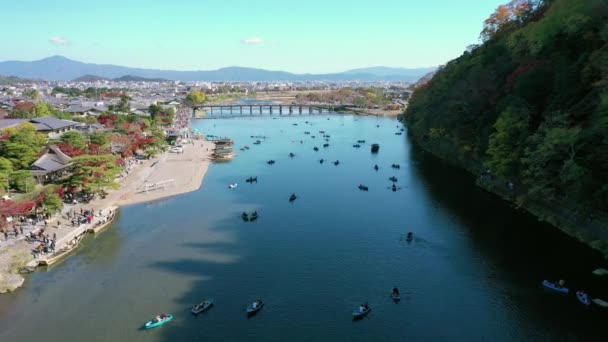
xmin=0 ymin=114 xmax=606 ymax=341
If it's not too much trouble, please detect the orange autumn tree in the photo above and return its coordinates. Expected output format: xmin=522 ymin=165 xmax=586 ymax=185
xmin=481 ymin=0 xmax=545 ymax=41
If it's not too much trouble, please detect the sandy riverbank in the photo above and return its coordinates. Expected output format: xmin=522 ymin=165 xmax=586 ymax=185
xmin=0 ymin=138 xmax=215 ymax=293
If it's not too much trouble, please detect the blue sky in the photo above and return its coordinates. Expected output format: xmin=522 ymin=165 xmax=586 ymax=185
xmin=1 ymin=0 xmax=506 ymax=73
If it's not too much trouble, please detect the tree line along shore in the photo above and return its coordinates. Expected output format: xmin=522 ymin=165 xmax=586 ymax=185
xmin=403 ymin=0 xmax=608 ymax=257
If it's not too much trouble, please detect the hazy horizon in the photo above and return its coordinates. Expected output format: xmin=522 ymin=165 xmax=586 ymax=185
xmin=0 ymin=55 xmax=437 ymax=75
xmin=1 ymin=0 xmax=505 ymax=74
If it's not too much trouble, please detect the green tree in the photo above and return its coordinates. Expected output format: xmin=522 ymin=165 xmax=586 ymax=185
xmin=35 ymin=101 xmax=55 ymax=117
xmin=185 ymin=90 xmax=206 ymax=106
xmin=523 ymin=125 xmax=583 ymax=199
xmin=23 ymin=89 xmax=41 ymax=100
xmin=486 ymin=106 xmax=529 ymax=177
xmin=69 ymin=155 xmax=122 ymax=194
xmin=41 ymin=192 xmax=64 ymax=215
xmin=89 ymin=132 xmax=110 ymax=147
xmin=149 ymin=104 xmax=163 ymax=121
xmin=1 ymin=123 xmax=47 ymax=169
xmin=116 ymin=94 xmax=131 ymax=113
xmin=60 ymin=131 xmax=86 ymax=149
xmin=9 ymin=170 xmax=36 ymax=193
xmin=0 ymin=157 xmax=12 ymax=192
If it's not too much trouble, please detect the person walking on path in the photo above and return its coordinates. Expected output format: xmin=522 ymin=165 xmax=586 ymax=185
xmin=19 ymin=226 xmax=23 ymax=235
xmin=3 ymin=230 xmax=8 ymax=240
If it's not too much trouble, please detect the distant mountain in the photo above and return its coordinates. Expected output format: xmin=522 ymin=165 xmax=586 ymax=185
xmin=344 ymin=66 xmax=437 ymax=77
xmin=71 ymin=74 xmax=169 ymax=82
xmin=71 ymin=74 xmax=109 ymax=82
xmin=112 ymin=75 xmax=169 ymax=82
xmin=0 ymin=75 xmax=36 ymax=85
xmin=0 ymin=56 xmax=434 ymax=82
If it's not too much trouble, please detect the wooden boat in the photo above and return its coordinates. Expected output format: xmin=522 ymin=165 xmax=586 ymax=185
xmin=352 ymin=305 xmax=371 ymax=318
xmin=542 ymin=280 xmax=569 ymax=294
xmin=242 ymin=212 xmax=249 ymax=221
xmin=250 ymin=212 xmax=258 ymax=221
xmin=38 ymin=233 xmax=86 ymax=266
xmin=191 ymin=298 xmax=214 ymax=315
xmin=371 ymin=144 xmax=380 ymax=153
xmin=229 ymin=183 xmax=238 ymax=189
xmin=289 ymin=194 xmax=297 ymax=202
xmin=144 ymin=314 xmax=173 ymax=329
xmin=246 ymin=300 xmax=264 ymax=315
xmin=391 ymin=293 xmax=401 ymax=301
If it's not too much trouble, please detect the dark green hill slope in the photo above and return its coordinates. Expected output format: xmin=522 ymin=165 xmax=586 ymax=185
xmin=403 ymin=0 xmax=608 ymax=255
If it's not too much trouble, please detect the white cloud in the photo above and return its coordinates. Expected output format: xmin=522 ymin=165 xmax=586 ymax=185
xmin=240 ymin=37 xmax=265 ymax=45
xmin=49 ymin=37 xmax=71 ymax=46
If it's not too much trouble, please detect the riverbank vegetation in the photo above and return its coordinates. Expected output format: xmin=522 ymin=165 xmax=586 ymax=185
xmin=0 ymin=93 xmax=186 ymax=229
xmin=403 ymin=0 xmax=608 ymax=255
xmin=295 ymin=87 xmax=398 ymax=109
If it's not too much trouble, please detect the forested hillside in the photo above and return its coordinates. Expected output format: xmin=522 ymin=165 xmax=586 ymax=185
xmin=403 ymin=0 xmax=608 ymax=254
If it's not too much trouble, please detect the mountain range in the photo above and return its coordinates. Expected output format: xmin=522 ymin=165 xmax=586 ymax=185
xmin=0 ymin=56 xmax=435 ymax=82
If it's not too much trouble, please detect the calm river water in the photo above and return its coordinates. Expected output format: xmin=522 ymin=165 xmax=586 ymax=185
xmin=0 ymin=114 xmax=606 ymax=342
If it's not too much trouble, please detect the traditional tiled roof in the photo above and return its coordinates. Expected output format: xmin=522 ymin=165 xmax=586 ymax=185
xmin=30 ymin=145 xmax=72 ymax=174
xmin=29 ymin=117 xmax=78 ymax=131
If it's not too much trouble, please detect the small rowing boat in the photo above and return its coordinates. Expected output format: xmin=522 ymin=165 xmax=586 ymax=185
xmin=191 ymin=298 xmax=214 ymax=315
xmin=542 ymin=280 xmax=569 ymax=294
xmin=144 ymin=314 xmax=173 ymax=329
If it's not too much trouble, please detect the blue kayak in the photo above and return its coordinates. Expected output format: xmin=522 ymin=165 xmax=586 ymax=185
xmin=542 ymin=280 xmax=569 ymax=294
xmin=144 ymin=314 xmax=173 ymax=329
xmin=576 ymin=291 xmax=591 ymax=306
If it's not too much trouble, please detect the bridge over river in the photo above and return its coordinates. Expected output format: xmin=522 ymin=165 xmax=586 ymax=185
xmin=192 ymin=104 xmax=341 ymax=119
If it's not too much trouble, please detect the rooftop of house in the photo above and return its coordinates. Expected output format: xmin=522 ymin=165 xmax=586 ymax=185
xmin=0 ymin=116 xmax=78 ymax=131
xmin=31 ymin=145 xmax=72 ymax=175
xmin=29 ymin=117 xmax=78 ymax=131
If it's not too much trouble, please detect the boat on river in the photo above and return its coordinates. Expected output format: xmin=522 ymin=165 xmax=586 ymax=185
xmin=144 ymin=314 xmax=173 ymax=329
xmin=191 ymin=299 xmax=214 ymax=315
xmin=576 ymin=291 xmax=591 ymax=306
xmin=542 ymin=280 xmax=569 ymax=294
xmin=352 ymin=305 xmax=371 ymax=319
xmin=246 ymin=300 xmax=264 ymax=315
xmin=592 ymin=298 xmax=608 ymax=308
xmin=229 ymin=183 xmax=238 ymax=189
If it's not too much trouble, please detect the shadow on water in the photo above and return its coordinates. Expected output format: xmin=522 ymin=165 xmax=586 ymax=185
xmin=407 ymin=138 xmax=608 ymax=340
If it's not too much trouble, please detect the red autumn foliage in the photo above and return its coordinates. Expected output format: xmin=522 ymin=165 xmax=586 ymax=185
xmin=54 ymin=143 xmax=85 ymax=157
xmin=87 ymin=143 xmax=110 ymax=155
xmin=13 ymin=101 xmax=35 ymax=113
xmin=0 ymin=200 xmax=37 ymax=217
xmin=98 ymin=114 xmax=119 ymax=128
xmin=504 ymin=60 xmax=544 ymax=93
